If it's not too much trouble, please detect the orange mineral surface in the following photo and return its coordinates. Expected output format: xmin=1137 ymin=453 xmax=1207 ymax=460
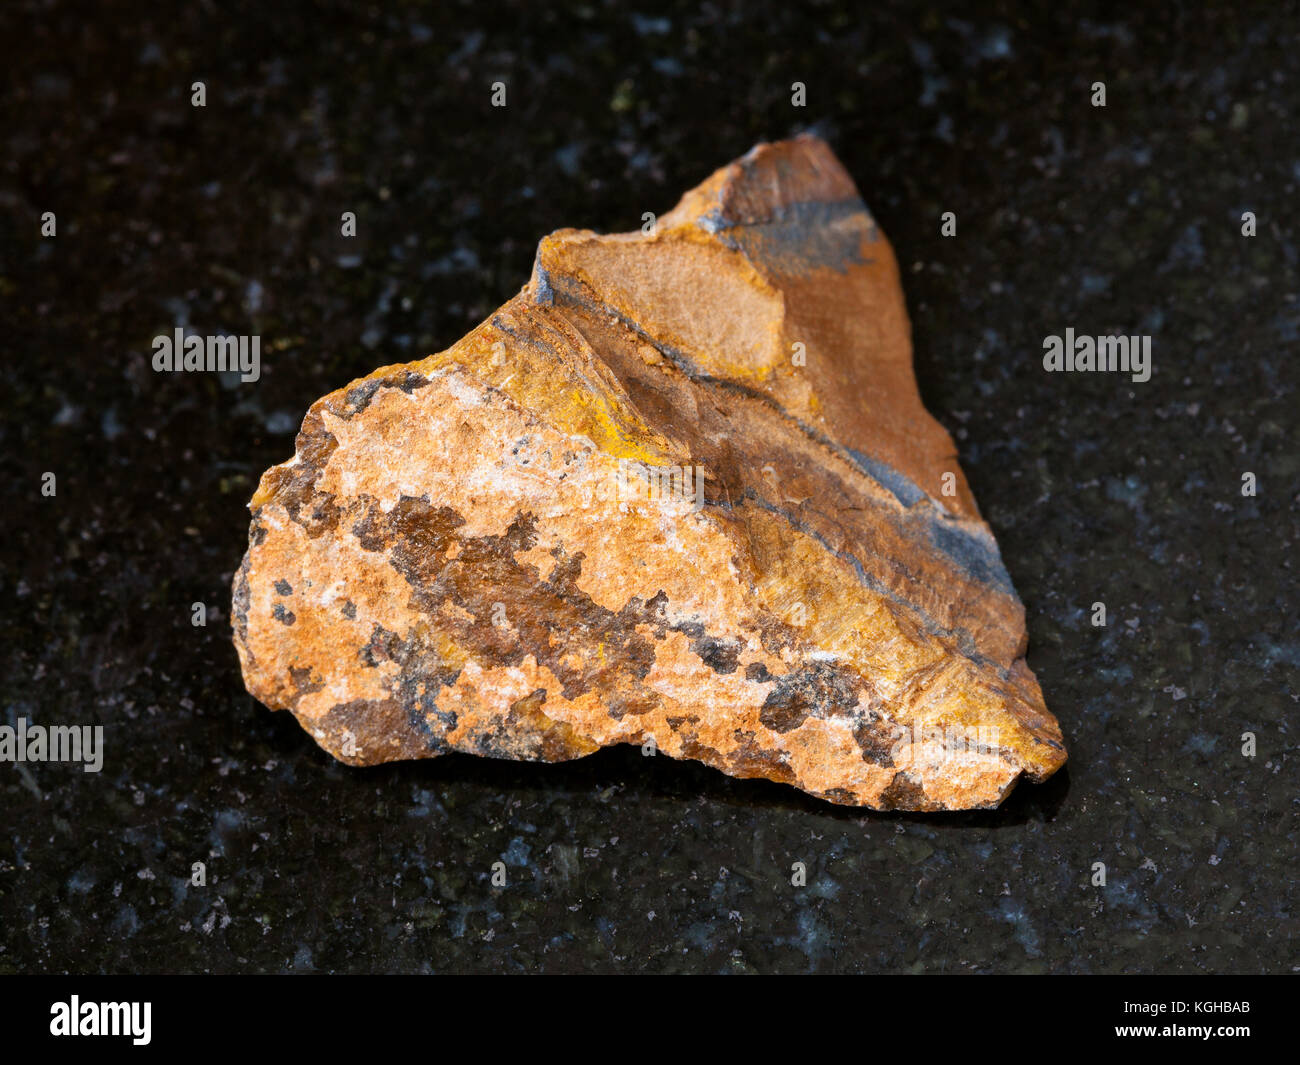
xmin=232 ymin=135 xmax=1067 ymax=810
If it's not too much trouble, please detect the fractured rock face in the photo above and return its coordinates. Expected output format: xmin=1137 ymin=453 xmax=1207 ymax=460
xmin=232 ymin=135 xmax=1067 ymax=810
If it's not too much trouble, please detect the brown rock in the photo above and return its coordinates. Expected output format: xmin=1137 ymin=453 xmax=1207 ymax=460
xmin=232 ymin=135 xmax=1066 ymax=810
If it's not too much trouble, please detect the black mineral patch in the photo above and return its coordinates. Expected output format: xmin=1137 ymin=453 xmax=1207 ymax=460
xmin=878 ymin=772 xmax=937 ymax=812
xmin=343 ymin=378 xmax=383 ymax=414
xmin=259 ymin=409 xmax=341 ymax=533
xmin=759 ymin=660 xmax=863 ymax=733
xmin=853 ymin=710 xmax=898 ymax=768
xmin=360 ymin=623 xmax=402 ymax=667
xmin=289 ymin=665 xmax=324 ymax=695
xmin=690 ymin=635 xmax=742 ymax=674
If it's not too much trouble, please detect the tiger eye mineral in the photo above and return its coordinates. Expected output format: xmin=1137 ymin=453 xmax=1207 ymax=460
xmin=232 ymin=135 xmax=1067 ymax=810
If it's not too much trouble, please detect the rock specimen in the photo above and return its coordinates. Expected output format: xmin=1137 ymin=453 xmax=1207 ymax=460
xmin=232 ymin=135 xmax=1066 ymax=810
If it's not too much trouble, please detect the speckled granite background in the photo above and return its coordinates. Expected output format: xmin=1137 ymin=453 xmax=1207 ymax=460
xmin=2 ymin=2 xmax=1296 ymax=973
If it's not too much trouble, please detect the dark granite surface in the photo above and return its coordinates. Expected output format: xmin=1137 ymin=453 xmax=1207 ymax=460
xmin=2 ymin=1 xmax=1296 ymax=973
